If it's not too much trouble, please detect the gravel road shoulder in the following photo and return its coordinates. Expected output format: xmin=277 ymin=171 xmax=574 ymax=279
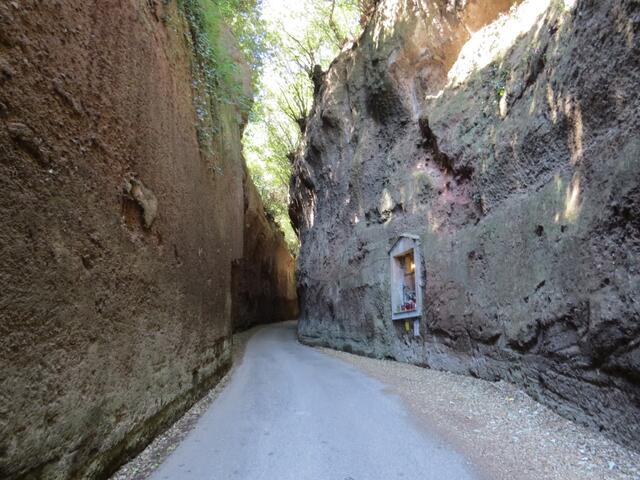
xmin=319 ymin=347 xmax=640 ymax=480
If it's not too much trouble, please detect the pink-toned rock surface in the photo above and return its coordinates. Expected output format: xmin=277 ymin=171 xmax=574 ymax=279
xmin=291 ymin=0 xmax=640 ymax=450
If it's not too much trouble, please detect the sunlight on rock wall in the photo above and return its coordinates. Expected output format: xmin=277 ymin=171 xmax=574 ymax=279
xmin=447 ymin=0 xmax=551 ymax=87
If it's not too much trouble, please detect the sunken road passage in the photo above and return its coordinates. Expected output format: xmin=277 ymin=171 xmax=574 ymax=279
xmin=151 ymin=321 xmax=477 ymax=480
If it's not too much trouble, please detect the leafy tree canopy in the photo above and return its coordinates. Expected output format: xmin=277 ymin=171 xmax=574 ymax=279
xmin=186 ymin=0 xmax=373 ymax=254
xmin=243 ymin=0 xmax=364 ymax=254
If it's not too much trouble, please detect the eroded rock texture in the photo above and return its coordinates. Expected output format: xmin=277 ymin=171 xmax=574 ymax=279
xmin=0 ymin=2 xmax=295 ymax=479
xmin=291 ymin=0 xmax=640 ymax=448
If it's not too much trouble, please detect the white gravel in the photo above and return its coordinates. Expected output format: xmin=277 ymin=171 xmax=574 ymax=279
xmin=319 ymin=347 xmax=640 ymax=480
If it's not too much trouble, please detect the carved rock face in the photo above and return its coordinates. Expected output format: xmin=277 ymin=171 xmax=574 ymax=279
xmin=0 ymin=2 xmax=294 ymax=478
xmin=291 ymin=0 xmax=640 ymax=449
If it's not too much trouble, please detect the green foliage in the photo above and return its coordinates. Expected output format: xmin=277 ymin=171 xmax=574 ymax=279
xmin=179 ymin=0 xmax=368 ymax=254
xmin=179 ymin=0 xmax=268 ymax=113
xmin=243 ymin=0 xmax=364 ymax=254
xmin=493 ymin=66 xmax=511 ymax=100
xmin=244 ymin=99 xmax=301 ymax=254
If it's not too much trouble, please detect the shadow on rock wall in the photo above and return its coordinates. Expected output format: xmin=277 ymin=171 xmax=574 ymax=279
xmin=291 ymin=0 xmax=640 ymax=450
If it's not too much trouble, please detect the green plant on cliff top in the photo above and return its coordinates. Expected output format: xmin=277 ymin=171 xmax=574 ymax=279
xmin=179 ymin=0 xmax=268 ymax=111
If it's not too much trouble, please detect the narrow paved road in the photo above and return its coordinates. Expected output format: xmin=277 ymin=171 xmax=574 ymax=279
xmin=151 ymin=322 xmax=478 ymax=480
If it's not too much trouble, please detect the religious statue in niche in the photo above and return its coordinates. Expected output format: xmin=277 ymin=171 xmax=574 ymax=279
xmin=389 ymin=234 xmax=423 ymax=322
xmin=399 ymin=252 xmax=417 ymax=312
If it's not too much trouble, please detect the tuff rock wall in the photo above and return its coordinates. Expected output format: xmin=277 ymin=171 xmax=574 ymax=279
xmin=291 ymin=0 xmax=640 ymax=449
xmin=0 ymin=1 xmax=295 ymax=478
xmin=232 ymin=167 xmax=299 ymax=332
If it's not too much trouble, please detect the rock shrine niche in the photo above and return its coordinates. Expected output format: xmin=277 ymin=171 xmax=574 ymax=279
xmin=389 ymin=234 xmax=423 ymax=336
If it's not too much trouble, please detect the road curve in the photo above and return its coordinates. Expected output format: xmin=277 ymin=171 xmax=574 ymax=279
xmin=151 ymin=321 xmax=478 ymax=480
